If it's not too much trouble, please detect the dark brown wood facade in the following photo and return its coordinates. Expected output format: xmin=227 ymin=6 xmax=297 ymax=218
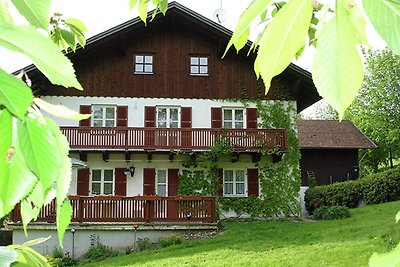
xmin=300 ymin=149 xmax=360 ymax=186
xmin=39 ymin=10 xmax=300 ymax=102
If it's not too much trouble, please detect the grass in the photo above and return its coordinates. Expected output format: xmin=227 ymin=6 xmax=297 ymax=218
xmin=79 ymin=201 xmax=400 ymax=267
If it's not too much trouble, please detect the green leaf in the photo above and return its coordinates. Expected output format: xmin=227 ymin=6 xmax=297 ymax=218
xmin=8 ymin=244 xmax=51 ymax=267
xmin=348 ymin=0 xmax=368 ymax=45
xmin=33 ymin=98 xmax=90 ymax=121
xmin=0 ymin=21 xmax=82 ymax=90
xmin=0 ymin=0 xmax=13 ymax=24
xmin=64 ymin=18 xmax=88 ymax=32
xmin=60 ymin=29 xmax=76 ymax=51
xmin=68 ymin=24 xmax=86 ymax=47
xmin=21 ymin=237 xmax=50 ymax=247
xmin=369 ymin=242 xmax=400 ymax=267
xmin=0 ymin=246 xmax=18 ymax=267
xmin=254 ymin=0 xmax=313 ymax=89
xmin=138 ymin=0 xmax=150 ymax=25
xmin=362 ymin=0 xmax=400 ymax=54
xmin=17 ymin=114 xmax=61 ymax=192
xmin=45 ymin=118 xmax=71 ymax=202
xmin=0 ymin=109 xmax=12 ymax=215
xmin=224 ymin=0 xmax=272 ymax=57
xmin=129 ymin=0 xmax=138 ymax=10
xmin=158 ymin=0 xmax=168 ymax=15
xmin=0 ymin=110 xmax=37 ymax=218
xmin=44 ymin=118 xmax=72 ymax=246
xmin=0 ymin=69 xmax=33 ymax=119
xmin=10 ymin=0 xmax=51 ymax=30
xmin=57 ymin=199 xmax=72 ymax=247
xmin=396 ymin=211 xmax=400 ymax=223
xmin=312 ymin=0 xmax=364 ymax=119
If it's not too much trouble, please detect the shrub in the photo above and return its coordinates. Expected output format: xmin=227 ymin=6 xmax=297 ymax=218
xmin=311 ymin=206 xmax=350 ymax=220
xmin=137 ymin=237 xmax=151 ymax=251
xmin=84 ymin=243 xmax=119 ymax=261
xmin=45 ymin=256 xmax=80 ymax=267
xmin=305 ymin=166 xmax=400 ymax=213
xmin=158 ymin=234 xmax=184 ymax=248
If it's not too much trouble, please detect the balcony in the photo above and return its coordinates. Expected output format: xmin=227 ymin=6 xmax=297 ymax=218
xmin=11 ymin=196 xmax=216 ymax=223
xmin=61 ymin=127 xmax=286 ymax=151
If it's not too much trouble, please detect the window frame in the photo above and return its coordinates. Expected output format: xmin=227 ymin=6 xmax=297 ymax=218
xmin=156 ymin=169 xmax=168 ymax=196
xmin=90 ymin=169 xmax=115 ymax=196
xmin=134 ymin=54 xmax=154 ymax=74
xmin=223 ymin=169 xmax=247 ymax=197
xmin=223 ymin=108 xmax=246 ymax=129
xmin=91 ymin=105 xmax=116 ymax=127
xmin=190 ymin=56 xmax=209 ymax=76
xmin=156 ymin=106 xmax=180 ymax=128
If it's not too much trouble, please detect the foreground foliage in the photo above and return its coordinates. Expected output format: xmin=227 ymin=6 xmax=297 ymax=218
xmin=79 ymin=201 xmax=400 ymax=267
xmin=305 ymin=166 xmax=400 ymax=213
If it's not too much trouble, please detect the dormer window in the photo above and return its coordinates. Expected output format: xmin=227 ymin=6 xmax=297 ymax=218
xmin=135 ymin=54 xmax=153 ymax=74
xmin=190 ymin=56 xmax=208 ymax=75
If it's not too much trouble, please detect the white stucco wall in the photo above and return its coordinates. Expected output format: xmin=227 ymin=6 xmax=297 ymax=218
xmin=12 ymin=224 xmax=215 ymax=258
xmin=69 ymin=152 xmax=267 ymax=197
xmin=40 ymin=96 xmax=265 ymax=128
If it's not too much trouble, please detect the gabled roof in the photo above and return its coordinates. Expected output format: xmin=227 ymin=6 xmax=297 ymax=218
xmin=20 ymin=1 xmax=320 ymax=111
xmin=298 ymin=120 xmax=377 ymax=149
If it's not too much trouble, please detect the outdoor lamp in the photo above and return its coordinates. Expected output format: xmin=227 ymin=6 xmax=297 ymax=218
xmin=129 ymin=166 xmax=135 ymax=177
xmin=125 ymin=166 xmax=135 ymax=177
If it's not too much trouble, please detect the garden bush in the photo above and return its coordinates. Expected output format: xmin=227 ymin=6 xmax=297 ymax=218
xmin=158 ymin=234 xmax=184 ymax=248
xmin=311 ymin=206 xmax=350 ymax=220
xmin=305 ymin=166 xmax=400 ymax=213
xmin=83 ymin=243 xmax=119 ymax=261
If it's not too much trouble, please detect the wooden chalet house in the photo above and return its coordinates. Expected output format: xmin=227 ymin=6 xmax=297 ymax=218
xmin=12 ymin=2 xmax=319 ymax=225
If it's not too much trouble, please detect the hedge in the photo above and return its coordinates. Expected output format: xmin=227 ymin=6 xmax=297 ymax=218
xmin=305 ymin=166 xmax=400 ymax=213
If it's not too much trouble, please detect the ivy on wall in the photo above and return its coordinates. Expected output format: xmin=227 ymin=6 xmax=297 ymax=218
xmin=177 ymin=140 xmax=234 ymax=196
xmin=256 ymin=101 xmax=301 ymax=217
xmin=177 ymin=101 xmax=301 ymax=218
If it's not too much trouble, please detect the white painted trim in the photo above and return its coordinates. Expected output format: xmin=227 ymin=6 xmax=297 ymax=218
xmin=156 ymin=169 xmax=168 ymax=196
xmin=223 ymin=168 xmax=247 ymax=197
xmin=90 ymin=168 xmax=115 ymax=196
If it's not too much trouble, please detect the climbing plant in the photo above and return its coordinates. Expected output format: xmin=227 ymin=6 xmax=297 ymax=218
xmin=177 ymin=140 xmax=234 ymax=196
xmin=176 ymin=101 xmax=301 ymax=218
xmin=256 ymin=100 xmax=301 ymax=217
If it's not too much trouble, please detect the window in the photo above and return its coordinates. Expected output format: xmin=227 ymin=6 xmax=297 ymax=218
xmin=157 ymin=107 xmax=179 ymax=128
xmin=91 ymin=169 xmax=114 ymax=195
xmin=156 ymin=169 xmax=167 ymax=196
xmin=190 ymin=56 xmax=208 ymax=75
xmin=92 ymin=105 xmax=116 ymax=127
xmin=224 ymin=170 xmax=246 ymax=197
xmin=223 ymin=108 xmax=244 ymax=129
xmin=135 ymin=54 xmax=153 ymax=74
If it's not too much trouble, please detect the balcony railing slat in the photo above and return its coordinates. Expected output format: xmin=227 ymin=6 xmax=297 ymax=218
xmin=62 ymin=127 xmax=286 ymax=151
xmin=10 ymin=196 xmax=216 ymax=223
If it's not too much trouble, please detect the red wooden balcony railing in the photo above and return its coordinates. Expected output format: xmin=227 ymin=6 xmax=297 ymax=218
xmin=61 ymin=127 xmax=286 ymax=151
xmin=11 ymin=196 xmax=216 ymax=223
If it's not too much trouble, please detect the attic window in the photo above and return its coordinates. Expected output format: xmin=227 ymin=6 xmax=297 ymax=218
xmin=190 ymin=56 xmax=208 ymax=76
xmin=135 ymin=54 xmax=153 ymax=74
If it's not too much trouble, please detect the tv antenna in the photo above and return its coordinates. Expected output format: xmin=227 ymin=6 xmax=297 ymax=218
xmin=213 ymin=0 xmax=227 ymax=24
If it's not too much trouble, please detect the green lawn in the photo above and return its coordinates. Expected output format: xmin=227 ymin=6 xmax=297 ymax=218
xmin=79 ymin=201 xmax=400 ymax=267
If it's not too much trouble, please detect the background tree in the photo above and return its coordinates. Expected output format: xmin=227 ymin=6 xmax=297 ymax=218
xmin=1 ymin=0 xmax=400 ymax=265
xmin=347 ymin=48 xmax=400 ymax=173
xmin=301 ymin=99 xmax=338 ymax=120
